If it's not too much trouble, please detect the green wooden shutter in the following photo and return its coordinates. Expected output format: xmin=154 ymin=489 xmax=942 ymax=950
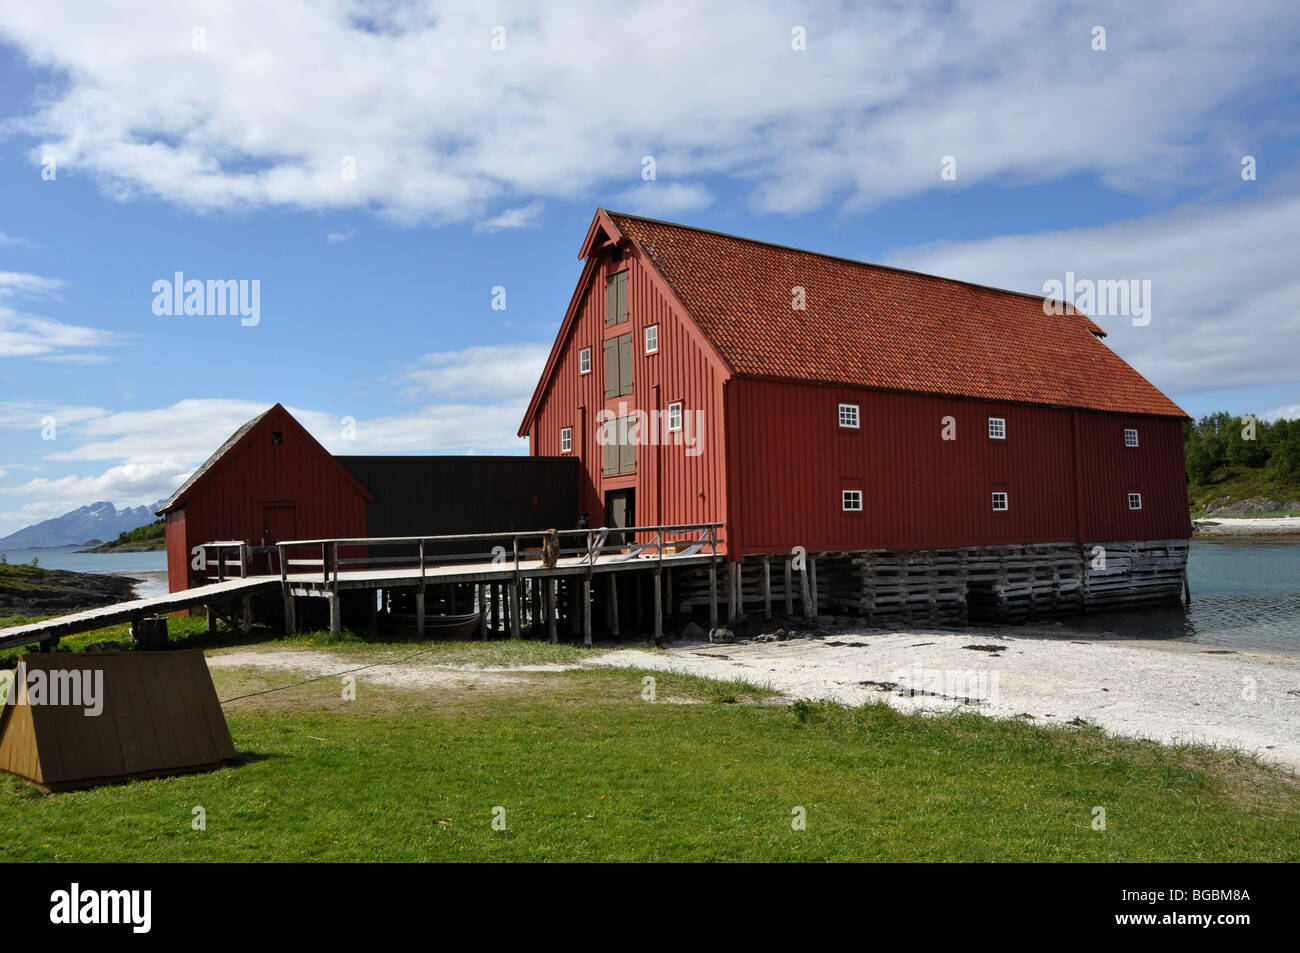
xmin=602 ymin=420 xmax=617 ymax=475
xmin=617 ymin=333 xmax=633 ymax=396
xmin=618 ymin=417 xmax=636 ymax=474
xmin=603 ymin=338 xmax=618 ymax=399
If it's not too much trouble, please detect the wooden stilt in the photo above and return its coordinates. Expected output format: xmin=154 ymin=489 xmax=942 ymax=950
xmin=708 ymin=559 xmax=719 ymax=629
xmin=329 ymin=591 xmax=342 ymax=637
xmin=763 ymin=556 xmax=772 ymax=620
xmin=654 ymin=571 xmax=663 ymax=642
xmin=509 ymin=579 xmax=522 ymax=639
xmin=784 ymin=559 xmax=793 ymax=616
xmin=416 ymin=589 xmax=426 ymax=639
xmin=727 ymin=562 xmax=738 ymax=622
xmin=546 ymin=580 xmax=558 ymax=643
xmin=607 ymin=574 xmax=620 ymax=637
xmin=800 ymin=561 xmax=813 ymax=620
xmin=207 ymin=605 xmax=217 ymax=635
xmin=810 ymin=556 xmax=819 ymax=617
xmin=490 ymin=582 xmax=500 ymax=635
xmin=582 ymin=578 xmax=593 ymax=648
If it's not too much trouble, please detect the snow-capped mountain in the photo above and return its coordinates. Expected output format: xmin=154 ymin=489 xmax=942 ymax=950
xmin=0 ymin=501 xmax=164 ymax=549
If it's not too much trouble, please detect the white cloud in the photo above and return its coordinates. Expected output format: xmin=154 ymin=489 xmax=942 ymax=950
xmin=1 ymin=1 xmax=1295 ymax=222
xmin=883 ymin=189 xmax=1300 ymax=399
xmin=609 ymin=182 xmax=713 ymax=218
xmin=1262 ymin=404 xmax=1300 ymax=422
xmin=326 ymin=228 xmax=355 ymax=243
xmin=473 ymin=202 xmax=543 ymax=233
xmin=392 ymin=341 xmax=549 ymax=402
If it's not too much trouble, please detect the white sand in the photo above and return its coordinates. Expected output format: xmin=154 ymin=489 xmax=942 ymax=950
xmin=1194 ymin=516 xmax=1300 ymax=537
xmin=590 ymin=632 xmax=1300 ymax=770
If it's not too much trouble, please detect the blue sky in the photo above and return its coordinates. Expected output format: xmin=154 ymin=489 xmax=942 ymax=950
xmin=1 ymin=1 xmax=1299 ymax=535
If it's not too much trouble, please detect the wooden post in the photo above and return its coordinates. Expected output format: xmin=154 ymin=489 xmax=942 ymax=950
xmin=665 ymin=568 xmax=673 ymax=621
xmin=810 ymin=556 xmax=819 ymax=617
xmin=509 ymin=579 xmax=522 ymax=639
xmin=1182 ymin=566 xmax=1191 ymax=605
xmin=727 ymin=562 xmax=738 ymax=622
xmin=546 ymin=580 xmax=558 ymax=643
xmin=490 ymin=582 xmax=500 ymax=635
xmin=784 ymin=559 xmax=793 ymax=616
xmin=582 ymin=578 xmax=593 ymax=648
xmin=800 ymin=560 xmax=813 ymax=620
xmin=207 ymin=605 xmax=217 ymax=635
xmin=653 ymin=570 xmax=663 ymax=642
xmin=763 ymin=556 xmax=772 ymax=620
xmin=708 ymin=559 xmax=719 ymax=629
xmin=607 ymin=574 xmax=620 ymax=637
xmin=329 ymin=591 xmax=342 ymax=637
xmin=478 ymin=585 xmax=488 ymax=639
xmin=417 ymin=540 xmax=426 ymax=640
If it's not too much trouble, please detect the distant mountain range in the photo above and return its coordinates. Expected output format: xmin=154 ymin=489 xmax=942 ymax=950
xmin=0 ymin=501 xmax=164 ymax=550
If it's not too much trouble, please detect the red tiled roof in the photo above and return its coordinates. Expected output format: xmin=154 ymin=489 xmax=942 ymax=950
xmin=606 ymin=212 xmax=1187 ymax=418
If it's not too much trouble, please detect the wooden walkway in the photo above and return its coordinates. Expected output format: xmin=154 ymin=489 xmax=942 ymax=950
xmin=1 ymin=523 xmax=724 ymax=652
xmin=0 ymin=576 xmax=275 ymax=652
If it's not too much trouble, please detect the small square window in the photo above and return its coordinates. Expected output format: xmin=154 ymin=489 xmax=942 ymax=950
xmin=992 ymin=491 xmax=1009 ymax=511
xmin=988 ymin=417 xmax=1006 ymax=440
xmin=645 ymin=325 xmax=659 ymax=354
xmin=842 ymin=489 xmax=863 ymax=511
xmin=839 ymin=403 xmax=860 ymax=429
xmin=668 ymin=401 xmax=683 ymax=432
xmin=1124 ymin=428 xmax=1139 ymax=448
xmin=579 ymin=348 xmax=591 ymax=374
xmin=1128 ymin=492 xmax=1142 ymax=510
xmin=560 ymin=427 xmax=572 ymax=453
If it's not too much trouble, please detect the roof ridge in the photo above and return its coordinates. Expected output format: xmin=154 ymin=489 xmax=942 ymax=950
xmin=605 ymin=209 xmax=1092 ymax=319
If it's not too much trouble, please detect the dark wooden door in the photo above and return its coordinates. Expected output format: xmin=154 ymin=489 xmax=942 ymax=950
xmin=260 ymin=504 xmax=297 ymax=545
xmin=604 ymin=490 xmax=634 ymax=546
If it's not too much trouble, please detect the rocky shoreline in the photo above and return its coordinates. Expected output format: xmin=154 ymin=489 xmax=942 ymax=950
xmin=0 ymin=564 xmax=140 ymax=618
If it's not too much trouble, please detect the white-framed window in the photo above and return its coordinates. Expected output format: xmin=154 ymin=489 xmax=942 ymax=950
xmin=1128 ymin=492 xmax=1142 ymax=510
xmin=1124 ymin=428 xmax=1139 ymax=448
xmin=560 ymin=427 xmax=572 ymax=453
xmin=992 ymin=491 xmax=1009 ymax=511
xmin=645 ymin=324 xmax=659 ymax=354
xmin=839 ymin=403 xmax=860 ymax=429
xmin=842 ymin=489 xmax=863 ymax=511
xmin=579 ymin=347 xmax=591 ymax=374
xmin=988 ymin=417 xmax=1006 ymax=440
xmin=667 ymin=401 xmax=683 ymax=432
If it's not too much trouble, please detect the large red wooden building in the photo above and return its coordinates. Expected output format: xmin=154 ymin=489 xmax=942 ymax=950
xmin=519 ymin=209 xmax=1191 ymax=621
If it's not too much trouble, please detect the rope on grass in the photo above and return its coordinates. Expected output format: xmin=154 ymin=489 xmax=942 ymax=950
xmin=218 ymin=645 xmax=448 ymax=704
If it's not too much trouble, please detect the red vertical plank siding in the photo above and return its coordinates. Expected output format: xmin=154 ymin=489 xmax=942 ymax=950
xmin=166 ymin=406 xmax=369 ymax=590
xmin=529 ymin=246 xmax=731 ymax=546
xmin=728 ymin=379 xmax=1189 ymax=554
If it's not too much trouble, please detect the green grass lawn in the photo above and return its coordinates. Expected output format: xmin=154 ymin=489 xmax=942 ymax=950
xmin=1 ymin=639 xmax=1296 ymax=862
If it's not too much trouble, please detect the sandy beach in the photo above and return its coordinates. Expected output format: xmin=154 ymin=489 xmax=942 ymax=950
xmin=589 ymin=630 xmax=1300 ymax=770
xmin=1194 ymin=516 xmax=1300 ymax=538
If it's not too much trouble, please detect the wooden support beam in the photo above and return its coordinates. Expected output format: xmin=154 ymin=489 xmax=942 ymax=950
xmin=784 ymin=559 xmax=793 ymax=616
xmin=708 ymin=560 xmax=719 ymax=629
xmin=654 ymin=571 xmax=663 ymax=642
xmin=208 ymin=605 xmax=217 ymax=635
xmin=416 ymin=589 xmax=426 ymax=639
xmin=509 ymin=579 xmax=522 ymax=639
xmin=328 ymin=591 xmax=342 ymax=637
xmin=800 ymin=561 xmax=813 ymax=620
xmin=810 ymin=556 xmax=819 ymax=617
xmin=763 ymin=556 xmax=772 ymax=620
xmin=283 ymin=594 xmax=296 ymax=635
xmin=490 ymin=582 xmax=500 ymax=635
xmin=582 ymin=578 xmax=592 ymax=648
xmin=546 ymin=580 xmax=558 ymax=644
xmin=607 ymin=574 xmax=620 ymax=637
xmin=726 ymin=562 xmax=738 ymax=623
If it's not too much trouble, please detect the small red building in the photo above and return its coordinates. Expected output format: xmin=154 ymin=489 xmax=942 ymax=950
xmin=157 ymin=404 xmax=371 ymax=593
xmin=519 ymin=209 xmax=1192 ymax=621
